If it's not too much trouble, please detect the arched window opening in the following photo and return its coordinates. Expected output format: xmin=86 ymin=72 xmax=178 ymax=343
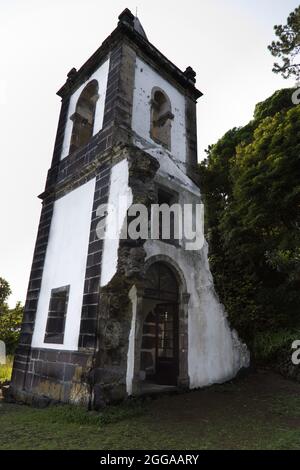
xmin=150 ymin=89 xmax=173 ymax=150
xmin=69 ymin=80 xmax=99 ymax=154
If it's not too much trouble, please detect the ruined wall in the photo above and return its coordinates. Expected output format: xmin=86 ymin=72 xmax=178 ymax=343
xmin=89 ymin=147 xmax=159 ymax=407
xmin=93 ymin=142 xmax=249 ymax=398
xmin=124 ymin=145 xmax=249 ymax=391
xmin=144 ymin=239 xmax=250 ymax=388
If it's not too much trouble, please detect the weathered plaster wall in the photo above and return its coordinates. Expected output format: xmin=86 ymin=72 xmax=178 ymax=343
xmin=132 ymin=57 xmax=187 ymax=164
xmin=124 ymin=150 xmax=249 ymax=392
xmin=32 ymin=178 xmax=96 ymax=350
xmin=144 ymin=239 xmax=249 ymax=388
xmin=93 ymin=149 xmax=159 ymax=405
xmin=126 ymin=286 xmax=137 ymax=395
xmin=132 ymin=134 xmax=196 ymax=186
xmin=60 ymin=58 xmax=110 ymax=160
xmin=100 ymin=158 xmax=133 ymax=287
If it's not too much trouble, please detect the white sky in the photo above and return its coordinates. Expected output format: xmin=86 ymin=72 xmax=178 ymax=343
xmin=0 ymin=0 xmax=298 ymax=306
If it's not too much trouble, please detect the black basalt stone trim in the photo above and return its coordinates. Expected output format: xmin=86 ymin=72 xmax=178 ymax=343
xmin=45 ymin=127 xmax=113 ymax=191
xmin=10 ymin=196 xmax=55 ymax=393
xmin=102 ymin=47 xmax=122 ymax=129
xmin=57 ymin=22 xmax=202 ymax=101
xmin=78 ymin=165 xmax=112 ymax=350
xmin=18 ymin=198 xmax=54 ymax=348
xmin=50 ymin=96 xmax=70 ymax=170
xmin=11 ymin=347 xmax=93 ymax=403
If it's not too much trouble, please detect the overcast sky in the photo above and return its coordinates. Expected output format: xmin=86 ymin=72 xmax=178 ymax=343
xmin=0 ymin=0 xmax=298 ymax=306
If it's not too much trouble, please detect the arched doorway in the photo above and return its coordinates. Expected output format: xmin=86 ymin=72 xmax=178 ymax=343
xmin=140 ymin=262 xmax=179 ymax=386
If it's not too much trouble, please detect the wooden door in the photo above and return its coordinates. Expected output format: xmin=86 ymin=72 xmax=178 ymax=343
xmin=154 ymin=303 xmax=179 ymax=385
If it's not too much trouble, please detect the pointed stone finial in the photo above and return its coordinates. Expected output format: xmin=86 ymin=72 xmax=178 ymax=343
xmin=118 ymin=8 xmax=148 ymax=40
xmin=67 ymin=68 xmax=77 ymax=81
xmin=133 ymin=16 xmax=148 ymax=39
xmin=118 ymin=8 xmax=135 ymax=27
xmin=184 ymin=66 xmax=197 ymax=83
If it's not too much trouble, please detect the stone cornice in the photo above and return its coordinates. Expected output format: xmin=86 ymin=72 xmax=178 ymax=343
xmin=38 ymin=143 xmax=155 ymax=202
xmin=57 ymin=21 xmax=202 ymax=101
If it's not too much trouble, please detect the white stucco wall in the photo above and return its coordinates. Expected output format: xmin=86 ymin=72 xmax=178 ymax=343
xmin=100 ymin=159 xmax=133 ymax=287
xmin=127 ymin=286 xmax=137 ymax=395
xmin=31 ymin=178 xmax=96 ymax=350
xmin=135 ymin=137 xmax=200 ymax=195
xmin=60 ymin=58 xmax=110 ymax=160
xmin=132 ymin=57 xmax=187 ymax=163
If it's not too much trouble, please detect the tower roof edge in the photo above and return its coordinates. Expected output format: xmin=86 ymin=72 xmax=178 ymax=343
xmin=57 ymin=9 xmax=202 ymax=100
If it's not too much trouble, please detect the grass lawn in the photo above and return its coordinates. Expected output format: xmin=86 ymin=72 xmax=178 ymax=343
xmin=0 ymin=369 xmax=300 ymax=450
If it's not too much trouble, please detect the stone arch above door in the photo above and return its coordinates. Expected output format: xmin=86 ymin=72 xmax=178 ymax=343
xmin=144 ymin=254 xmax=189 ymax=304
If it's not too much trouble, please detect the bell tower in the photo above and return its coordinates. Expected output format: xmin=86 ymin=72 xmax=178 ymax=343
xmin=9 ymin=9 xmax=248 ymax=407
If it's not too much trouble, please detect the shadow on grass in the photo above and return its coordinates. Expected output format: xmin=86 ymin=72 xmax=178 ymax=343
xmin=43 ymin=399 xmax=147 ymax=426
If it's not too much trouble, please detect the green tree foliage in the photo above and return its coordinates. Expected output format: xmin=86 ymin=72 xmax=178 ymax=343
xmin=0 ymin=302 xmax=23 ymax=354
xmin=0 ymin=277 xmax=23 ymax=354
xmin=199 ymin=88 xmax=300 ymax=357
xmin=268 ymin=6 xmax=300 ymax=80
xmin=0 ymin=277 xmax=11 ymax=309
xmin=253 ymin=88 xmax=295 ymax=120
